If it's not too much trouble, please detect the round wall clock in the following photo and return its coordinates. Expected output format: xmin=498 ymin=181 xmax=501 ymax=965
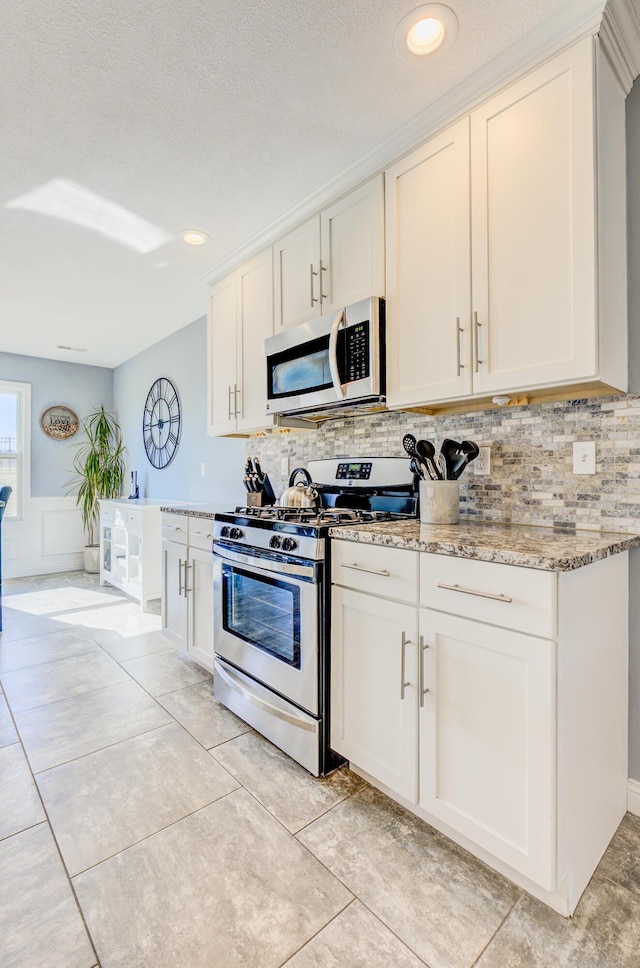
xmin=40 ymin=405 xmax=79 ymax=440
xmin=142 ymin=378 xmax=181 ymax=469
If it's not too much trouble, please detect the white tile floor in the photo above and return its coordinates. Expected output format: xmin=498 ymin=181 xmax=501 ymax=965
xmin=1 ymin=571 xmax=640 ymax=968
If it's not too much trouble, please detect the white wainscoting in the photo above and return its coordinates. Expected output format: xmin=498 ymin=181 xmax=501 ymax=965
xmin=2 ymin=496 xmax=85 ymax=578
xmin=628 ymin=779 xmax=640 ymax=817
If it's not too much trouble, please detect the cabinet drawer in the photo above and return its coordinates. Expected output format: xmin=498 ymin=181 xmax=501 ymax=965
xmin=101 ymin=505 xmax=115 ymax=524
xmin=420 ymin=553 xmax=556 ymax=638
xmin=188 ymin=517 xmax=214 ymax=552
xmin=162 ymin=513 xmax=188 ymax=544
xmin=332 ymin=540 xmax=418 ymax=603
xmin=126 ymin=508 xmax=141 ymax=532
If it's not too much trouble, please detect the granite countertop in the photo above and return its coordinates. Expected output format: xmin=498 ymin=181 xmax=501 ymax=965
xmin=328 ymin=520 xmax=640 ymax=571
xmin=160 ymin=502 xmax=232 ymax=520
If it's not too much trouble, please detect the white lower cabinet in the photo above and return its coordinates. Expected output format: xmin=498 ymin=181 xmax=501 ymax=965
xmin=162 ymin=514 xmax=214 ymax=672
xmin=99 ymin=500 xmax=162 ymax=610
xmin=418 ymin=609 xmax=555 ymax=889
xmin=330 ymin=538 xmax=628 ymax=915
xmin=331 ymin=586 xmax=418 ymax=802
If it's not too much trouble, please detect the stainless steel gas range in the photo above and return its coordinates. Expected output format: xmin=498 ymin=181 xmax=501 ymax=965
xmin=212 ymin=457 xmax=417 ymax=776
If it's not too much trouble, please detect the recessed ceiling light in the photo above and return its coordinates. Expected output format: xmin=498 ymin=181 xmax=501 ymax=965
xmin=180 ymin=230 xmax=209 ymax=246
xmin=394 ymin=4 xmax=458 ymax=63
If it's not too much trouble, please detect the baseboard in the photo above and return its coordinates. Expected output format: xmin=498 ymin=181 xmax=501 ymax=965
xmin=628 ymin=778 xmax=640 ymax=817
xmin=4 ymin=553 xmax=84 ymax=580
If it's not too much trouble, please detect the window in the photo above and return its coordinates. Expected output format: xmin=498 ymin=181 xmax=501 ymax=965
xmin=0 ymin=381 xmax=30 ymax=520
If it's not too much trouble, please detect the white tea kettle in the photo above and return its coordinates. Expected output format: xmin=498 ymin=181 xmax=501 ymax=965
xmin=279 ymin=467 xmax=319 ymax=509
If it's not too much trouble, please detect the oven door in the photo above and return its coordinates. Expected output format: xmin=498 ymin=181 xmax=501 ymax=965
xmin=213 ymin=543 xmax=320 ymax=715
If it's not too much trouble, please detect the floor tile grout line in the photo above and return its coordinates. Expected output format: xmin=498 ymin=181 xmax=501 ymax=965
xmin=30 ymin=720 xmax=176 ymax=776
xmin=0 ymin=681 xmax=103 ymax=968
xmin=593 ymin=867 xmax=640 ymax=903
xmin=350 ymin=896 xmax=434 ymax=967
xmin=274 ymin=897 xmax=358 ymax=968
xmin=469 ymin=894 xmax=524 ymax=968
xmin=0 ymin=643 xmax=106 ymax=678
xmin=69 ymin=785 xmax=242 ymax=880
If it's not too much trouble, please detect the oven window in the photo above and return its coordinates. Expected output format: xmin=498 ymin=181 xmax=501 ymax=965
xmin=222 ymin=565 xmax=301 ymax=668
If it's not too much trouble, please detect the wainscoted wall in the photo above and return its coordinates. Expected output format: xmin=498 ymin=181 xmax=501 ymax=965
xmin=0 ymin=351 xmax=113 ymax=578
xmin=251 ymin=394 xmax=640 ymax=535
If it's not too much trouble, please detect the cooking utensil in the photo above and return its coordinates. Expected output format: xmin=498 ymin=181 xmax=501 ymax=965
xmin=416 ymin=439 xmax=440 ymax=481
xmin=244 ymin=458 xmax=255 ymax=492
xmin=451 ymin=440 xmax=480 ymax=480
xmin=279 ymin=467 xmax=319 ymax=509
xmin=253 ymin=456 xmax=264 ymax=485
xmin=402 ymin=433 xmax=417 ymax=459
xmin=409 ymin=456 xmax=425 ymax=481
xmin=439 ymin=439 xmax=463 ymax=481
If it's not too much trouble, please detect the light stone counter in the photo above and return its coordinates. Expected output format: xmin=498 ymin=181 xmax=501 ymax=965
xmin=328 ymin=520 xmax=640 ymax=571
xmin=160 ymin=502 xmax=231 ymax=520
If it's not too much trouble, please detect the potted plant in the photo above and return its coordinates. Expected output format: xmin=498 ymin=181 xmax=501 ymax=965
xmin=71 ymin=407 xmax=125 ymax=573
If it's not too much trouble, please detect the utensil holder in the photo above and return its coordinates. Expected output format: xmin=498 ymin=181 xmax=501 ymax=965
xmin=419 ymin=480 xmax=460 ymax=525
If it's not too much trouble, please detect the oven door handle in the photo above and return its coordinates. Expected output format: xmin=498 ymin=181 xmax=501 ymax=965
xmin=213 ymin=543 xmax=317 ymax=580
xmin=328 ymin=308 xmax=346 ymax=399
xmin=215 ymin=661 xmax=317 ymax=732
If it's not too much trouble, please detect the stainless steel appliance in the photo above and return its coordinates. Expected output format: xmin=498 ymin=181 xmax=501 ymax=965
xmin=264 ymin=297 xmax=385 ymax=418
xmin=213 ymin=457 xmax=417 ymax=775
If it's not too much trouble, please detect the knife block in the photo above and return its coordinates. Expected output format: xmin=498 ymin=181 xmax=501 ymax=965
xmin=247 ymin=492 xmax=268 ymax=507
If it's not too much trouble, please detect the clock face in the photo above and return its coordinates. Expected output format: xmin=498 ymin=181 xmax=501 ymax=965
xmin=143 ymin=378 xmax=181 ymax=469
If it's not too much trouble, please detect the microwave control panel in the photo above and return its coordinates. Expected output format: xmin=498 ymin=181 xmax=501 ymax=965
xmin=343 ymin=323 xmax=370 ymax=383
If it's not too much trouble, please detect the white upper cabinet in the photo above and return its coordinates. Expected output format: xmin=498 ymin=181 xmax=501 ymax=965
xmin=207 ymin=248 xmax=276 ymax=436
xmin=470 ymin=39 xmax=597 ymax=394
xmin=386 ymin=36 xmax=627 ymax=410
xmin=273 ymin=175 xmax=385 ymax=332
xmin=386 ymin=118 xmax=472 ymax=406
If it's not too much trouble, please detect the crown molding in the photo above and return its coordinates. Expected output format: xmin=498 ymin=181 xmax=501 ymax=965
xmin=600 ymin=0 xmax=640 ymax=93
xmin=202 ymin=0 xmax=608 ymax=287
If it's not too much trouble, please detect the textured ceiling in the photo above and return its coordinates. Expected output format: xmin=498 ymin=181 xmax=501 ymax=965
xmin=1 ymin=0 xmax=608 ymax=367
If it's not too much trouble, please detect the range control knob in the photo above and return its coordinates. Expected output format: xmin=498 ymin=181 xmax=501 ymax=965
xmin=220 ymin=526 xmax=230 ymax=538
xmin=269 ymin=535 xmax=282 ymax=550
xmin=229 ymin=527 xmax=244 ymax=540
xmin=281 ymin=537 xmax=297 ymax=552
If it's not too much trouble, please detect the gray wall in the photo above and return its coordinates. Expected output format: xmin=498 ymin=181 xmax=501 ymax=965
xmin=0 ymin=351 xmax=113 ymax=497
xmin=112 ymin=316 xmax=245 ymax=505
xmin=627 ymin=79 xmax=640 ymax=780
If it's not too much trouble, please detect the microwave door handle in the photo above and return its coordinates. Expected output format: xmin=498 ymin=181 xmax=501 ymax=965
xmin=328 ymin=309 xmax=346 ymax=399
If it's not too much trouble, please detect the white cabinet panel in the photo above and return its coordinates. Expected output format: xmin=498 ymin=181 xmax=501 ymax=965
xmin=162 ymin=514 xmax=214 ymax=672
xmin=419 ymin=609 xmax=555 ymax=889
xmin=188 ymin=547 xmax=214 ymax=672
xmin=162 ymin=539 xmax=188 ymax=650
xmin=386 ymin=118 xmax=472 ymax=406
xmin=471 ymin=38 xmax=597 ymax=393
xmin=236 ymin=248 xmax=274 ymax=434
xmin=273 ymin=216 xmax=321 ymax=331
xmin=207 ymin=273 xmax=238 ymax=436
xmin=331 ymin=586 xmax=418 ymax=802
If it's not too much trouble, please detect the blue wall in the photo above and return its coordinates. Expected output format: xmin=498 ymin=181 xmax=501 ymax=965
xmin=0 ymin=351 xmax=113 ymax=497
xmin=112 ymin=316 xmax=245 ymax=505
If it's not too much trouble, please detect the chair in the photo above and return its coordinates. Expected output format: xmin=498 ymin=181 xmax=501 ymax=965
xmin=0 ymin=485 xmax=11 ymax=522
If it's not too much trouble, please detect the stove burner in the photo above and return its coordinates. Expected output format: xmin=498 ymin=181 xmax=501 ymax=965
xmin=233 ymin=506 xmax=394 ymax=527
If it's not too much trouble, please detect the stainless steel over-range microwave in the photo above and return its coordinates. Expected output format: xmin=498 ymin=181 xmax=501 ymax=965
xmin=265 ymin=297 xmax=385 ymax=417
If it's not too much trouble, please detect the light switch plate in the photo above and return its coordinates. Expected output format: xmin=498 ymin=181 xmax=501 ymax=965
xmin=573 ymin=441 xmax=596 ymax=475
xmin=200 ymin=462 xmax=206 ymax=477
xmin=474 ymin=447 xmax=491 ymax=475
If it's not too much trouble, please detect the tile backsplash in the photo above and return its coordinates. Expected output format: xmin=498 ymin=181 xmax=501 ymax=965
xmin=249 ymin=394 xmax=640 ymax=534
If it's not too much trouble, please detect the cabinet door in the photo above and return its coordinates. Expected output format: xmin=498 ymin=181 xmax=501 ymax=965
xmin=187 ymin=547 xmax=214 ymax=673
xmin=419 ymin=609 xmax=555 ymax=889
xmin=471 ymin=38 xmax=596 ymax=394
xmin=207 ymin=272 xmax=238 ymax=435
xmin=386 ymin=118 xmax=472 ymax=407
xmin=273 ymin=216 xmax=321 ymax=331
xmin=320 ymin=175 xmax=385 ymax=312
xmin=331 ymin=586 xmax=418 ymax=802
xmin=236 ymin=248 xmax=274 ymax=434
xmin=161 ymin=540 xmax=188 ymax=650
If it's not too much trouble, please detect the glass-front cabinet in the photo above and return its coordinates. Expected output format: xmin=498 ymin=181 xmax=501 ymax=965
xmin=99 ymin=500 xmax=162 ymax=610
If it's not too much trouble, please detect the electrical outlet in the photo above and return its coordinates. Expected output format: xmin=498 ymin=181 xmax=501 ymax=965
xmin=200 ymin=462 xmax=206 ymax=477
xmin=280 ymin=457 xmax=289 ymax=477
xmin=573 ymin=441 xmax=596 ymax=475
xmin=474 ymin=446 xmax=491 ymax=476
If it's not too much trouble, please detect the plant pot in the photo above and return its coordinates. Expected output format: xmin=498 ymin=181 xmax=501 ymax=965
xmin=83 ymin=545 xmax=100 ymax=574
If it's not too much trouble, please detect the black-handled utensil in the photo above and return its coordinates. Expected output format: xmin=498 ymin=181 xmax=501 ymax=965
xmin=439 ymin=439 xmax=463 ymax=481
xmin=402 ymin=433 xmax=417 ymax=459
xmin=416 ymin=439 xmax=440 ymax=481
xmin=244 ymin=458 xmax=255 ymax=492
xmin=451 ymin=440 xmax=480 ymax=480
xmin=253 ymin=456 xmax=264 ymax=484
xmin=409 ymin=456 xmax=425 ymax=481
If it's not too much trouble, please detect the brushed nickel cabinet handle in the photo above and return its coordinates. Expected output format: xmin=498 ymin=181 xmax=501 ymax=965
xmin=227 ymin=385 xmax=234 ymax=419
xmin=234 ymin=384 xmax=241 ymax=417
xmin=437 ymin=582 xmax=512 ymax=604
xmin=184 ymin=561 xmax=191 ymax=595
xmin=474 ymin=311 xmax=483 ymax=371
xmin=400 ymin=631 xmax=412 ymax=700
xmin=456 ymin=317 xmax=464 ymax=375
xmin=320 ymin=258 xmax=328 ymax=301
xmin=178 ymin=559 xmax=184 ymax=596
xmin=419 ymin=634 xmax=430 ymax=707
xmin=310 ymin=264 xmax=319 ymax=307
xmin=342 ymin=562 xmax=390 ymax=577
